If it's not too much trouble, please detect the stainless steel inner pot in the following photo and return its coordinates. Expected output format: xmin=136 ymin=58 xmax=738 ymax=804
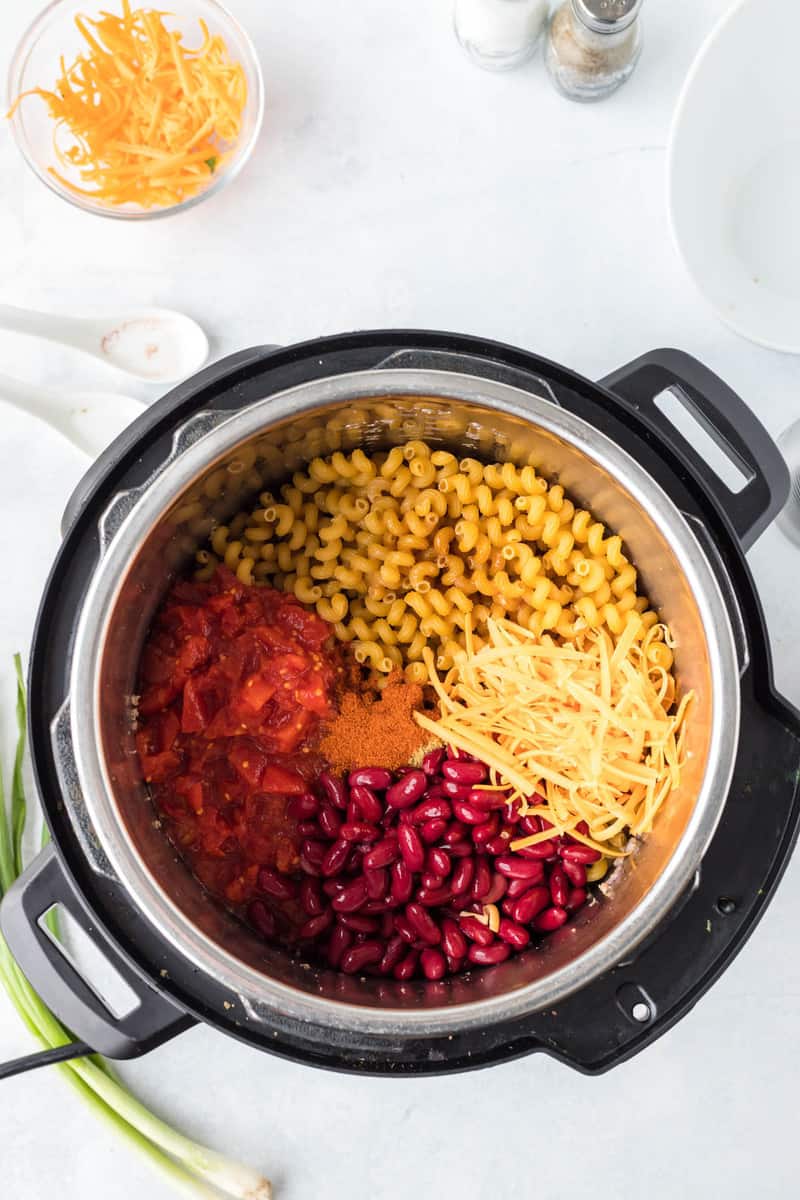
xmin=68 ymin=369 xmax=739 ymax=1036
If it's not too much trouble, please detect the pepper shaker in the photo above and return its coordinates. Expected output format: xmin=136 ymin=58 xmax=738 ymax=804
xmin=545 ymin=0 xmax=644 ymax=102
xmin=454 ymin=0 xmax=549 ymax=72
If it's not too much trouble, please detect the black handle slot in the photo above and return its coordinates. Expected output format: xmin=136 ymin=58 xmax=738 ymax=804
xmin=0 ymin=846 xmax=193 ymax=1059
xmin=601 ymin=349 xmax=790 ymax=551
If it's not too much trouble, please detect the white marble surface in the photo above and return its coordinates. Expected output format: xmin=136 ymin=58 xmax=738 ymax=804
xmin=2 ymin=1 xmax=800 ymax=1197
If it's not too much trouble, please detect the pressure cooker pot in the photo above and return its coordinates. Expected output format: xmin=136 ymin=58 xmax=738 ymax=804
xmin=3 ymin=331 xmax=799 ymax=1075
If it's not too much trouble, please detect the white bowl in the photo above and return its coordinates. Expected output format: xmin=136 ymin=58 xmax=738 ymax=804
xmin=668 ymin=0 xmax=800 ymax=353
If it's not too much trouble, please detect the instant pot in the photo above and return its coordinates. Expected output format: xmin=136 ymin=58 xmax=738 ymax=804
xmin=2 ymin=331 xmax=799 ymax=1076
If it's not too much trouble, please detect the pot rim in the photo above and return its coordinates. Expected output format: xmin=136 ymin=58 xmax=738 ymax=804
xmin=68 ymin=367 xmax=740 ymax=1035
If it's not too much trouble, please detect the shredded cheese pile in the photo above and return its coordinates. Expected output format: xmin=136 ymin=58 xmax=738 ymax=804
xmin=415 ymin=616 xmax=693 ymax=857
xmin=8 ymin=2 xmax=247 ymax=209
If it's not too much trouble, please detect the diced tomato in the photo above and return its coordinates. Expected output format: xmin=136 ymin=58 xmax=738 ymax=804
xmin=259 ymin=764 xmax=307 ymax=794
xmin=136 ymin=565 xmax=339 ymax=929
xmin=238 ymin=674 xmax=276 ymax=712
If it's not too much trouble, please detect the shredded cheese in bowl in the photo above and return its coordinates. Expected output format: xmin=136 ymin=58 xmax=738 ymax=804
xmin=415 ymin=614 xmax=693 ymax=857
xmin=7 ymin=1 xmax=255 ymax=213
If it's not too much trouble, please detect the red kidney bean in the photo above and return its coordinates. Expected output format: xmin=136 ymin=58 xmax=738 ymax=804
xmin=379 ymin=934 xmax=406 ymax=974
xmin=420 ymin=818 xmax=449 ymax=844
xmin=426 ymin=847 xmax=451 ymax=877
xmin=549 ymin=866 xmax=569 ymax=907
xmin=534 ymin=905 xmax=569 ymax=932
xmin=363 ymin=836 xmax=399 ymax=870
xmin=498 ymin=918 xmax=530 ymax=948
xmin=450 ymin=857 xmax=475 ymax=896
xmin=504 ymin=871 xmax=543 ymax=898
xmin=483 ymin=871 xmax=508 ymax=904
xmin=398 ymin=822 xmax=426 ymax=872
xmin=362 ymin=899 xmax=393 ymax=913
xmin=420 ymin=947 xmax=447 ymax=980
xmin=510 ymin=886 xmax=551 ymax=924
xmin=349 ymin=784 xmax=384 ymax=824
xmin=317 ymin=803 xmax=342 ymax=840
xmin=381 ymin=911 xmax=395 ymax=938
xmin=485 ymin=834 xmax=511 ymax=855
xmin=561 ymin=859 xmax=587 ymax=887
xmin=386 ymin=770 xmax=427 ymax=809
xmin=248 ymin=900 xmax=276 ymax=939
xmin=256 ymin=866 xmax=297 ymax=901
xmin=405 ymin=902 xmax=441 ymax=945
xmin=446 ymin=841 xmax=472 ymax=859
xmin=495 ymin=854 xmax=547 ymax=880
xmin=459 ymin=915 xmax=495 ymax=947
xmin=390 ymin=858 xmax=414 ymax=904
xmin=454 ymin=799 xmax=493 ymax=825
xmin=441 ymin=780 xmax=474 ymax=800
xmin=412 ymin=798 xmax=452 ymax=824
xmin=297 ymin=820 xmax=320 ymax=837
xmin=348 ymin=768 xmax=392 ymax=791
xmin=441 ymin=917 xmax=468 ymax=960
xmin=337 ymin=913 xmax=379 ymax=933
xmin=416 ymin=885 xmax=452 ymax=907
xmin=561 ymin=844 xmax=602 ymax=864
xmin=421 ymin=870 xmax=444 ymax=892
xmin=518 ymin=814 xmax=541 ymax=835
xmin=341 ymin=940 xmax=384 ymax=974
xmin=472 ymin=814 xmax=501 ymax=846
xmin=301 ymin=838 xmax=326 ymax=865
xmin=322 ymin=878 xmax=345 ymax=897
xmin=470 ymin=856 xmax=491 ymax=900
xmin=339 ymin=821 xmax=380 ymax=843
xmin=299 ymin=847 xmax=322 ymax=875
xmin=446 ymin=955 xmax=465 ymax=974
xmin=467 ymin=942 xmax=511 ymax=966
xmin=514 ymin=839 xmax=557 ymax=861
xmin=566 ymin=887 xmax=587 ymax=911
xmin=393 ymin=950 xmax=419 ymax=980
xmin=286 ymin=792 xmax=319 ymax=820
xmin=466 ymin=789 xmax=507 ymax=811
xmin=500 ymin=897 xmax=517 ymax=918
xmin=327 ymin=924 xmax=353 ymax=967
xmin=364 ymin=866 xmax=387 ymax=900
xmin=575 ymin=820 xmax=589 ymax=836
xmin=442 ymin=759 xmax=488 ymax=785
xmin=422 ymin=747 xmax=447 ymax=775
xmin=441 ymin=822 xmax=468 ymax=845
xmin=331 ymin=878 xmax=368 ymax=912
xmin=319 ymin=771 xmax=348 ymax=810
xmin=321 ymin=838 xmax=351 ymax=877
xmin=299 ymin=878 xmax=325 ymax=916
xmin=299 ymin=910 xmax=333 ymax=939
xmin=394 ymin=914 xmax=417 ymax=943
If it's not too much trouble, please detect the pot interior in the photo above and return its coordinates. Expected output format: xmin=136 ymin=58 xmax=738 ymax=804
xmin=89 ymin=380 xmax=724 ymax=1028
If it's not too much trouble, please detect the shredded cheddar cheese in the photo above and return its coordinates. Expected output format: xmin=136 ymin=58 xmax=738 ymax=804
xmin=7 ymin=2 xmax=247 ymax=209
xmin=415 ymin=615 xmax=692 ymax=857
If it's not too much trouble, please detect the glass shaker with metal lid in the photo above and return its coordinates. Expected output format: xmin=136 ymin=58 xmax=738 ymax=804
xmin=545 ymin=0 xmax=644 ymax=102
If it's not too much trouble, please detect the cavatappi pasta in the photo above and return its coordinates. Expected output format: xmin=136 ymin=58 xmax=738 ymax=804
xmin=193 ymin=440 xmax=662 ymax=686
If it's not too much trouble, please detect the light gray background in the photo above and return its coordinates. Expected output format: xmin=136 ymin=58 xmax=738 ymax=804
xmin=1 ymin=2 xmax=798 ymax=1197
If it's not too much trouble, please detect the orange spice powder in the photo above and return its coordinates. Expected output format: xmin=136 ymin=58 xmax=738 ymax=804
xmin=319 ymin=674 xmax=440 ymax=774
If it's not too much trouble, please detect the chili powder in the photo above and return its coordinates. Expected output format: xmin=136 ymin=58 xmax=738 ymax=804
xmin=320 ymin=673 xmax=439 ymax=773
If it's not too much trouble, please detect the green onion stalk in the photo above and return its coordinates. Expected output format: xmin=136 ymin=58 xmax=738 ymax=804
xmin=0 ymin=655 xmax=272 ymax=1200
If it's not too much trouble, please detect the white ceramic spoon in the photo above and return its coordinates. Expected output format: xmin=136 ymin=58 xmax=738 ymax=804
xmin=0 ymin=371 xmax=146 ymax=458
xmin=0 ymin=303 xmax=209 ymax=382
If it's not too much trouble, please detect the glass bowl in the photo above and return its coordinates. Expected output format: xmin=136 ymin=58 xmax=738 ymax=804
xmin=7 ymin=0 xmax=264 ymax=220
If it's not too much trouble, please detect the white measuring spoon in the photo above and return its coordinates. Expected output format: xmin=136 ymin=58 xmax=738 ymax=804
xmin=0 ymin=372 xmax=146 ymax=458
xmin=0 ymin=303 xmax=209 ymax=383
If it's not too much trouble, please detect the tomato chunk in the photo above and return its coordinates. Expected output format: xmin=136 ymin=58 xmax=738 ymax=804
xmin=135 ymin=566 xmax=339 ymax=930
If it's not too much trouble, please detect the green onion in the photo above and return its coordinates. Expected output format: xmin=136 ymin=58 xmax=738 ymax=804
xmin=0 ymin=655 xmax=272 ymax=1199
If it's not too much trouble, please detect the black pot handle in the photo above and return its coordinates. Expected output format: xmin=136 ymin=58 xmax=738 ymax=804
xmin=600 ymin=349 xmax=790 ymax=551
xmin=0 ymin=846 xmax=193 ymax=1059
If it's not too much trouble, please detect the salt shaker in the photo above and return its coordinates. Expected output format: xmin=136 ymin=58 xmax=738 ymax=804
xmin=454 ymin=0 xmax=549 ymax=71
xmin=545 ymin=0 xmax=643 ymax=102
